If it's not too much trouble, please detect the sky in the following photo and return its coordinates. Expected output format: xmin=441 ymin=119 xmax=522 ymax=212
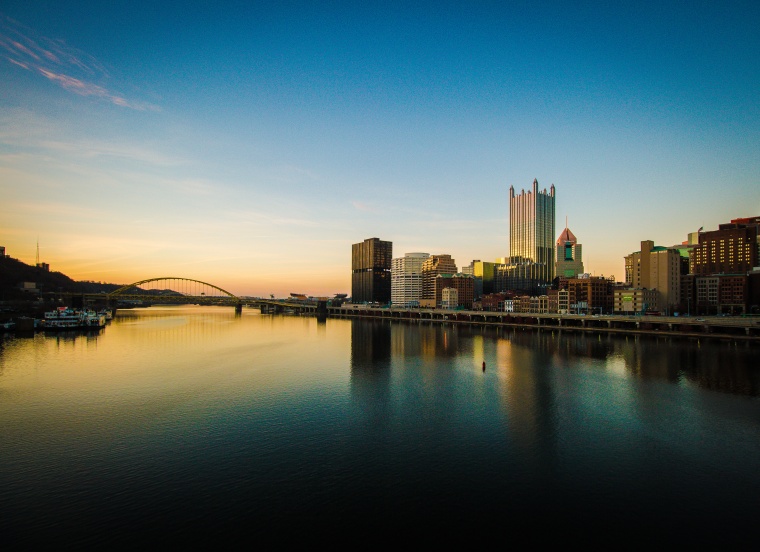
xmin=1 ymin=1 xmax=759 ymax=297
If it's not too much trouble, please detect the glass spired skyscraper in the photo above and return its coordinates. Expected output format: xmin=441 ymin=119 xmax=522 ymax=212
xmin=509 ymin=179 xmax=556 ymax=287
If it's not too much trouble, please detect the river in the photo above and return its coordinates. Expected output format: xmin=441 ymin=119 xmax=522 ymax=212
xmin=1 ymin=306 xmax=758 ymax=546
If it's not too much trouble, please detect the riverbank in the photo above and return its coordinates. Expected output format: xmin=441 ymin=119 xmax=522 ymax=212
xmin=329 ymin=307 xmax=760 ymax=344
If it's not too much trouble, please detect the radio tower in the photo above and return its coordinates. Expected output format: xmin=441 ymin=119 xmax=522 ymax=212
xmin=36 ymin=238 xmax=40 ymax=266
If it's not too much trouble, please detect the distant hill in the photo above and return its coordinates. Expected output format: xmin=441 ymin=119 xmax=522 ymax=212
xmin=0 ymin=255 xmax=124 ymax=296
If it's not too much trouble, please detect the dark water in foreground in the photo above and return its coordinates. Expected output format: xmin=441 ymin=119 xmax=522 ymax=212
xmin=1 ymin=306 xmax=759 ymax=546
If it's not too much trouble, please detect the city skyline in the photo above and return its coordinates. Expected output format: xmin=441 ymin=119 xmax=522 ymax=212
xmin=1 ymin=2 xmax=759 ymax=296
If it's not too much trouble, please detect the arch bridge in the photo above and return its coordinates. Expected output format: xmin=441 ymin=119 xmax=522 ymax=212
xmin=107 ymin=277 xmax=243 ymax=312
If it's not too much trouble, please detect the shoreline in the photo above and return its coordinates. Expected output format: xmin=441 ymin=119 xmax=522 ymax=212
xmin=327 ymin=307 xmax=760 ymax=344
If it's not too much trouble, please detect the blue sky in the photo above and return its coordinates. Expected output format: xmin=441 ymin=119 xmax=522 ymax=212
xmin=1 ymin=1 xmax=758 ymax=296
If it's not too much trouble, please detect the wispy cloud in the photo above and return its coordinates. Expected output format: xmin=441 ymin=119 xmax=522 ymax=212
xmin=351 ymin=200 xmax=380 ymax=213
xmin=0 ymin=109 xmax=183 ymax=167
xmin=40 ymin=139 xmax=183 ymax=166
xmin=0 ymin=14 xmax=158 ymax=111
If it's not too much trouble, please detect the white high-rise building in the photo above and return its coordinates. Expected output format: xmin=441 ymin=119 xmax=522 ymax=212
xmin=391 ymin=252 xmax=430 ymax=307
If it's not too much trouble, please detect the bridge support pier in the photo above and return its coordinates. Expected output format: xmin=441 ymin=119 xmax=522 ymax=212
xmin=235 ymin=303 xmax=243 ymax=315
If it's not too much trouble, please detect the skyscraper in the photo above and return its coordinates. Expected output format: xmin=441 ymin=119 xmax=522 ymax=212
xmin=509 ymin=179 xmax=556 ymax=285
xmin=555 ymin=224 xmax=584 ymax=278
xmin=351 ymin=238 xmax=392 ymax=304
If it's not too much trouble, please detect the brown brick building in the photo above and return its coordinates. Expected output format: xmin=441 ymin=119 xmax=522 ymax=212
xmin=566 ymin=276 xmax=614 ymax=314
xmin=476 ymin=292 xmax=511 ymax=311
xmin=692 ymin=218 xmax=759 ymax=275
xmin=682 ymin=273 xmax=751 ymax=315
xmin=680 ymin=217 xmax=760 ymax=314
xmin=421 ymin=255 xmax=458 ymax=300
xmin=434 ymin=273 xmax=474 ymax=309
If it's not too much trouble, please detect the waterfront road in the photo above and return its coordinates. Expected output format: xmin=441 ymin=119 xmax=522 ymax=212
xmin=329 ymin=308 xmax=760 ymax=342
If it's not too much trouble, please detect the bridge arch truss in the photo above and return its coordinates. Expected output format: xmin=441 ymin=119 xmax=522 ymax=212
xmin=108 ymin=277 xmax=241 ymax=303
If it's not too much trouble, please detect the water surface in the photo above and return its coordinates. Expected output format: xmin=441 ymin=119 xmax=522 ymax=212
xmin=1 ymin=306 xmax=758 ymax=545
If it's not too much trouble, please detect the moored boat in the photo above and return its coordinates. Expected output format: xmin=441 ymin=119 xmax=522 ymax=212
xmin=43 ymin=307 xmax=106 ymax=330
xmin=84 ymin=311 xmax=107 ymax=328
xmin=98 ymin=308 xmax=113 ymax=321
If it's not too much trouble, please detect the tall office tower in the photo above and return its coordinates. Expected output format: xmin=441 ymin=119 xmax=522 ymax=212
xmin=391 ymin=252 xmax=430 ymax=307
xmin=421 ymin=254 xmax=458 ymax=299
xmin=555 ymin=224 xmax=584 ymax=278
xmin=352 ymin=238 xmax=392 ymax=304
xmin=509 ymin=179 xmax=556 ymax=285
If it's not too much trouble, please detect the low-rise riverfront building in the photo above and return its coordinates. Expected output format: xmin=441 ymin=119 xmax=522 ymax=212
xmin=614 ymin=288 xmax=660 ymax=315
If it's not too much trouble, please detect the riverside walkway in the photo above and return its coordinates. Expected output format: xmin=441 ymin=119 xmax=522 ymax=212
xmin=327 ymin=306 xmax=760 ymax=343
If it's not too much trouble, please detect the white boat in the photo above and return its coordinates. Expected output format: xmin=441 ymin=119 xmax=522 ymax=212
xmin=43 ymin=307 xmax=106 ymax=330
xmin=84 ymin=311 xmax=107 ymax=328
xmin=98 ymin=308 xmax=113 ymax=321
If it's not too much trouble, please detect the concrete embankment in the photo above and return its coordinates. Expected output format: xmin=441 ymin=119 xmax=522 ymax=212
xmin=329 ymin=308 xmax=760 ymax=344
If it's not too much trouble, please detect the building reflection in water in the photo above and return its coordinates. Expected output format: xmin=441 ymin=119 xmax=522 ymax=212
xmin=614 ymin=336 xmax=760 ymax=396
xmin=347 ymin=317 xmax=759 ymax=500
xmin=350 ymin=319 xmax=759 ymax=454
xmin=349 ymin=319 xmax=463 ymax=394
xmin=489 ymin=328 xmax=562 ymax=482
xmin=349 ymin=319 xmax=393 ymax=428
xmin=350 ymin=319 xmax=392 ymax=374
xmin=501 ymin=328 xmax=759 ymax=397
